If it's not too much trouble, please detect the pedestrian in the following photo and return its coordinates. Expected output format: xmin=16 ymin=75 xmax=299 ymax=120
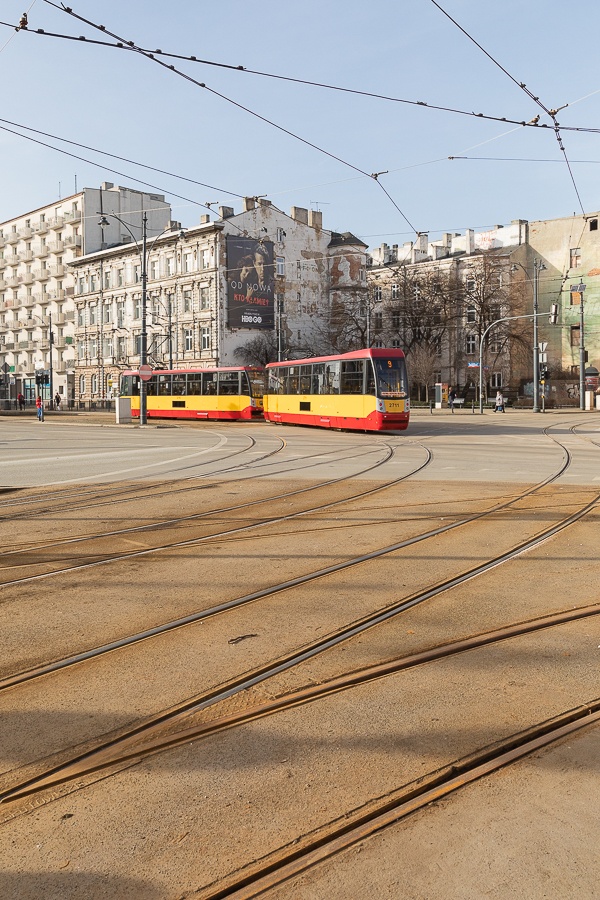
xmin=35 ymin=395 xmax=44 ymax=422
xmin=448 ymin=386 xmax=456 ymax=414
xmin=495 ymin=390 xmax=505 ymax=413
xmin=17 ymin=392 xmax=25 ymax=411
xmin=54 ymin=392 xmax=61 ymax=410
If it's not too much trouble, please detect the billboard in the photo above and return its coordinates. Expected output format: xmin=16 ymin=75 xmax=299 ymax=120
xmin=226 ymin=236 xmax=274 ymax=329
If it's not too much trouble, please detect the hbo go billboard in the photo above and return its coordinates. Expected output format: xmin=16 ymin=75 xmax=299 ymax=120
xmin=226 ymin=236 xmax=275 ymax=330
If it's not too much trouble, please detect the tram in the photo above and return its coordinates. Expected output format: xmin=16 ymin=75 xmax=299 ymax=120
xmin=263 ymin=348 xmax=409 ymax=431
xmin=119 ymin=366 xmax=266 ymax=420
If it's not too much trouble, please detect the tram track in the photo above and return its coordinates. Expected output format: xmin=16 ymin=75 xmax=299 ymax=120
xmin=1 ymin=592 xmax=599 ymax=818
xmin=0 ymin=417 xmax=580 ymax=587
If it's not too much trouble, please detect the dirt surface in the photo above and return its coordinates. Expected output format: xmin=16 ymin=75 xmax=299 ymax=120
xmin=0 ymin=410 xmax=599 ymax=899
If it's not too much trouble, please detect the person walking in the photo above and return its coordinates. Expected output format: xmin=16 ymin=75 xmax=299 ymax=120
xmin=35 ymin=395 xmax=44 ymax=422
xmin=448 ymin=386 xmax=456 ymax=414
xmin=54 ymin=392 xmax=61 ymax=410
xmin=495 ymin=390 xmax=505 ymax=413
xmin=17 ymin=392 xmax=25 ymax=411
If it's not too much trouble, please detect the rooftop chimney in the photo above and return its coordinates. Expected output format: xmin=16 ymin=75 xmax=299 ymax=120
xmin=219 ymin=206 xmax=235 ymax=219
xmin=308 ymin=209 xmax=322 ymax=230
xmin=243 ymin=197 xmax=256 ymax=212
xmin=291 ymin=206 xmax=308 ymax=224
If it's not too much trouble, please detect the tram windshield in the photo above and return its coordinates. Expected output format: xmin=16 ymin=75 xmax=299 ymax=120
xmin=373 ymin=357 xmax=408 ymax=399
xmin=246 ymin=369 xmax=266 ymax=400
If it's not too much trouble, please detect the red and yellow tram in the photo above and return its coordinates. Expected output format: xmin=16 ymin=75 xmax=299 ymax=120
xmin=119 ymin=366 xmax=266 ymax=420
xmin=263 ymin=348 xmax=409 ymax=431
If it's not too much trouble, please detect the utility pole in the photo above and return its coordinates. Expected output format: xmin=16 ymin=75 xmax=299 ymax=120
xmin=140 ymin=213 xmax=148 ymax=425
xmin=48 ymin=310 xmax=54 ymax=409
xmin=571 ymin=282 xmax=587 ymax=410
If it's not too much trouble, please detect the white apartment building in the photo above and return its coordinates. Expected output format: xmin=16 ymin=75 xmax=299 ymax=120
xmin=69 ymin=198 xmax=368 ymax=401
xmin=0 ymin=183 xmax=171 ymax=405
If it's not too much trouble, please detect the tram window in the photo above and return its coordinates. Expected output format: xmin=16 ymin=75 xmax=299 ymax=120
xmin=310 ymin=363 xmax=324 ymax=394
xmin=157 ymin=374 xmax=172 ymax=396
xmin=218 ymin=372 xmax=240 ymax=395
xmin=299 ymin=365 xmax=312 ymax=394
xmin=373 ymin=357 xmax=408 ymax=398
xmin=120 ymin=375 xmax=139 ymax=396
xmin=365 ymin=362 xmax=376 ymax=395
xmin=204 ymin=373 xmax=217 ymax=395
xmin=248 ymin=371 xmax=266 ymax=399
xmin=287 ymin=375 xmax=299 ymax=394
xmin=341 ymin=360 xmax=365 ymax=394
xmin=268 ymin=370 xmax=284 ymax=394
xmin=172 ymin=375 xmax=186 ymax=395
xmin=146 ymin=377 xmax=157 ymax=396
xmin=187 ymin=374 xmax=202 ymax=395
xmin=322 ymin=362 xmax=340 ymax=394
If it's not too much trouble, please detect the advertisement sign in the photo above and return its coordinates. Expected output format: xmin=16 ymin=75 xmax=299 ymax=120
xmin=226 ymin=236 xmax=274 ymax=329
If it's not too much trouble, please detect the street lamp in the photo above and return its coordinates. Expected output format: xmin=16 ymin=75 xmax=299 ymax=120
xmin=98 ymin=214 xmax=179 ymax=425
xmin=31 ymin=312 xmax=54 ymax=407
xmin=570 ymin=282 xmax=587 ymax=410
xmin=478 ymin=312 xmax=537 ymax=413
xmin=511 ymin=259 xmax=546 ymax=413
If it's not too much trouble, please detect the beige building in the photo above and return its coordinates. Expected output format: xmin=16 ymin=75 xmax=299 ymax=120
xmin=0 ymin=184 xmax=171 ymax=406
xmin=69 ymin=199 xmax=368 ymax=401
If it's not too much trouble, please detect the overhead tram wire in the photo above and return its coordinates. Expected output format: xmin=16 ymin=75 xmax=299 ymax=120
xmin=40 ymin=2 xmax=419 ymax=234
xmin=429 ymin=0 xmax=586 ymax=214
xmin=4 ymin=16 xmax=600 ymax=135
xmin=0 ymin=115 xmax=245 ymax=200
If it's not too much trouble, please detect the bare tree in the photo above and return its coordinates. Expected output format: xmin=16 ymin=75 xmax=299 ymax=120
xmin=233 ymin=333 xmax=278 ymax=367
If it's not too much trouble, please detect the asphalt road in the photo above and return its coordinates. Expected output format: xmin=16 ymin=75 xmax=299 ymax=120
xmin=0 ymin=408 xmax=598 ymax=900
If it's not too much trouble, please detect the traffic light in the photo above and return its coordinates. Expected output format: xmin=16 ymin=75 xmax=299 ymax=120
xmin=548 ymin=304 xmax=558 ymax=324
xmin=540 ymin=365 xmax=550 ymax=381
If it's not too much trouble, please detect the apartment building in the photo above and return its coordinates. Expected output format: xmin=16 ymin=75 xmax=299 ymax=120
xmin=0 ymin=183 xmax=171 ymax=404
xmin=69 ymin=198 xmax=368 ymax=401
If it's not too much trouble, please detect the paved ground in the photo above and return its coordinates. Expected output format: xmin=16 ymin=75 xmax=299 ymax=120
xmin=0 ymin=409 xmax=598 ymax=899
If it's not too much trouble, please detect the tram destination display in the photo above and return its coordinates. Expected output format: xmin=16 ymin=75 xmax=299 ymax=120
xmin=226 ymin=236 xmax=274 ymax=330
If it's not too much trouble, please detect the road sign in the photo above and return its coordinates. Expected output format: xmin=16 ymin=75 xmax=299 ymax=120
xmin=540 ymin=352 xmax=548 ymax=363
xmin=467 ymin=362 xmax=479 ymax=368
xmin=1 ymin=362 xmax=9 ymax=374
xmin=138 ymin=364 xmax=153 ymax=382
xmin=539 ymin=342 xmax=548 ymax=352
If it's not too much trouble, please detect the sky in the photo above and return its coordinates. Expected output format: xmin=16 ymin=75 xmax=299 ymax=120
xmin=1 ymin=0 xmax=600 ymax=249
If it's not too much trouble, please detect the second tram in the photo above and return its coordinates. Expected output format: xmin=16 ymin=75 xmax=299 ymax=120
xmin=264 ymin=348 xmax=409 ymax=431
xmin=119 ymin=366 xmax=266 ymax=420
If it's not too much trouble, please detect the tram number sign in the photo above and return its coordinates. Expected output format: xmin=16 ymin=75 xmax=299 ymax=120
xmin=138 ymin=365 xmax=153 ymax=382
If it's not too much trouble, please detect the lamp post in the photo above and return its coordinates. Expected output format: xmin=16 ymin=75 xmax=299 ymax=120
xmin=98 ymin=214 xmax=178 ymax=425
xmin=479 ymin=313 xmax=536 ymax=413
xmin=511 ymin=259 xmax=546 ymax=412
xmin=570 ymin=282 xmax=587 ymax=410
xmin=32 ymin=312 xmax=53 ymax=406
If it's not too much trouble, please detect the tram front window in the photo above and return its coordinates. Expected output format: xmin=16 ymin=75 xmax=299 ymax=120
xmin=246 ymin=371 xmax=266 ymax=399
xmin=374 ymin=357 xmax=408 ymax=399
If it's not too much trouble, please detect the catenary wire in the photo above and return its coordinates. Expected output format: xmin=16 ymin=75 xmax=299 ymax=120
xmin=428 ymin=0 xmax=586 ymax=214
xmin=4 ymin=14 xmax=600 ymax=135
xmin=39 ymin=1 xmax=419 ymax=234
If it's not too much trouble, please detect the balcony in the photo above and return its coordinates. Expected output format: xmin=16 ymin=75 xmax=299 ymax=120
xmin=64 ymin=210 xmax=81 ymax=224
xmin=7 ymin=276 xmax=19 ymax=288
xmin=19 ymin=226 xmax=33 ymax=240
xmin=6 ymin=231 xmax=19 ymax=245
xmin=0 ymin=259 xmax=6 ymax=270
xmin=0 ymin=279 xmax=7 ymax=290
xmin=34 ymin=268 xmax=51 ymax=282
xmin=21 ymin=295 xmax=35 ymax=307
xmin=20 ymin=272 xmax=34 ymax=286
xmin=48 ymin=216 xmax=64 ymax=230
xmin=64 ymin=235 xmax=82 ymax=249
xmin=54 ymin=313 xmax=66 ymax=325
xmin=48 ymin=241 xmax=64 ymax=255
xmin=50 ymin=264 xmax=65 ymax=277
xmin=20 ymin=250 xmax=34 ymax=263
xmin=0 ymin=235 xmax=5 ymax=249
xmin=36 ymin=220 xmax=49 ymax=234
xmin=37 ymin=244 xmax=50 ymax=258
xmin=54 ymin=337 xmax=66 ymax=349
xmin=6 ymin=253 xmax=20 ymax=266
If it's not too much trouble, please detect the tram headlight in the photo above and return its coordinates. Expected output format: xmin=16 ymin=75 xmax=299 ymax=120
xmin=376 ymin=399 xmax=385 ymax=413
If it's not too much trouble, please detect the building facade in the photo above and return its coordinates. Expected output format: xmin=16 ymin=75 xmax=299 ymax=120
xmin=69 ymin=199 xmax=368 ymax=400
xmin=0 ymin=184 xmax=171 ymax=405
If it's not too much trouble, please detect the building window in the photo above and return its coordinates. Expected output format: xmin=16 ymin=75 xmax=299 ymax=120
xmin=103 ymin=304 xmax=111 ymax=324
xmin=166 ymin=257 xmax=175 ymax=277
xmin=184 ymin=328 xmax=193 ymax=352
xmin=117 ymin=269 xmax=124 ymax=287
xmin=117 ymin=301 xmax=125 ymax=328
xmin=491 ymin=372 xmax=503 ymax=388
xmin=117 ymin=336 xmax=127 ymax=360
xmin=103 ymin=270 xmax=111 ymax=289
xmin=134 ymin=334 xmax=142 ymax=355
xmin=134 ymin=296 xmax=141 ymax=319
xmin=79 ymin=374 xmax=85 ymax=395
xmin=570 ymin=248 xmax=581 ymax=268
xmin=391 ymin=311 xmax=401 ymax=329
xmin=201 ymin=249 xmax=209 ymax=269
xmin=133 ymin=264 xmax=141 ymax=283
xmin=91 ymin=373 xmax=98 ymax=394
xmin=89 ymin=305 xmax=97 ymax=326
xmin=77 ymin=308 xmax=85 ymax=327
xmin=466 ymin=306 xmax=476 ymax=323
xmin=77 ymin=276 xmax=86 ymax=295
xmin=276 ymin=256 xmax=285 ymax=277
xmin=569 ymin=288 xmax=582 ymax=306
xmin=391 ymin=339 xmax=401 ymax=348
xmin=183 ymin=253 xmax=193 ymax=273
xmin=391 ymin=283 xmax=399 ymax=300
xmin=590 ymin=219 xmax=598 ymax=232
xmin=200 ymin=285 xmax=210 ymax=309
xmin=77 ymin=341 xmax=85 ymax=360
xmin=465 ymin=276 xmax=476 ymax=292
xmin=201 ymin=327 xmax=210 ymax=350
xmin=489 ymin=338 xmax=502 ymax=353
xmin=183 ymin=290 xmax=192 ymax=313
xmin=89 ymin=337 xmax=98 ymax=358
xmin=466 ymin=333 xmax=477 ymax=354
xmin=373 ymin=285 xmax=382 ymax=302
xmin=372 ymin=311 xmax=383 ymax=330
xmin=570 ymin=324 xmax=580 ymax=347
